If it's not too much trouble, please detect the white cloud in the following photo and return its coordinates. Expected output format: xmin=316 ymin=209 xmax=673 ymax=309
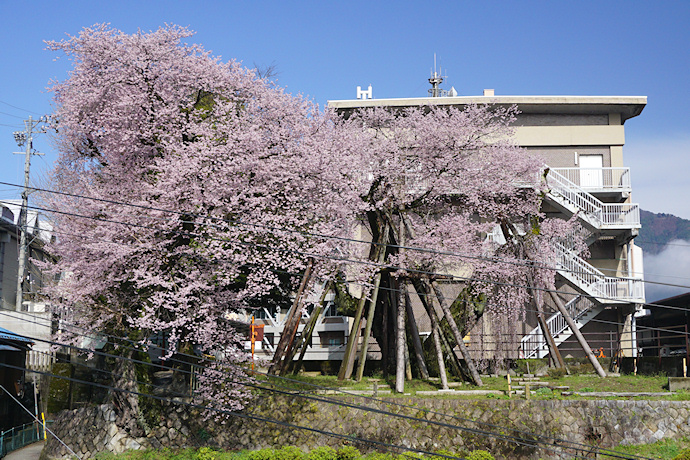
xmin=642 ymin=239 xmax=690 ymax=302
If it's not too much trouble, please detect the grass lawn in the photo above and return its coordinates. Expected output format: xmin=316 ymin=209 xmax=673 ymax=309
xmin=257 ymin=368 xmax=686 ymax=401
xmin=601 ymin=437 xmax=690 ymax=459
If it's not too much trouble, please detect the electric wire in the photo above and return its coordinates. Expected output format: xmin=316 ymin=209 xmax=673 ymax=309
xmin=2 ymin=182 xmax=689 ymax=304
xmin=1 ymin=193 xmax=686 ymax=312
xmin=0 ymin=308 xmax=664 ymax=460
xmin=0 ymin=362 xmax=466 ymax=460
xmin=0 ymin=111 xmax=27 ymax=119
xmin=0 ymin=179 xmax=681 ymax=456
xmin=6 ymin=196 xmax=690 ymax=319
xmin=0 ymin=181 xmax=668 ymax=285
xmin=0 ymin=384 xmax=81 ymax=460
xmin=0 ymin=100 xmax=44 ymax=116
xmin=0 ymin=325 xmax=649 ymax=460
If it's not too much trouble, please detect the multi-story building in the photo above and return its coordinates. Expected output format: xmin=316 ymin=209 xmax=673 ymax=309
xmin=0 ymin=202 xmax=55 ymax=371
xmin=327 ymin=85 xmax=646 ymax=362
xmin=245 ymin=82 xmax=647 ymax=368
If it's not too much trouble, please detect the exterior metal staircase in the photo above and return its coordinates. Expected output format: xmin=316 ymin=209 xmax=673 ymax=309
xmin=554 ymin=241 xmax=644 ymax=304
xmin=520 ymin=295 xmax=603 ymax=359
xmin=544 ymin=168 xmax=640 ymax=230
xmin=518 ymin=167 xmax=644 ymax=358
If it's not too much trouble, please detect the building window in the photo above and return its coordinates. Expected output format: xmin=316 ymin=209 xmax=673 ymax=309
xmin=319 ymin=331 xmax=344 ymax=348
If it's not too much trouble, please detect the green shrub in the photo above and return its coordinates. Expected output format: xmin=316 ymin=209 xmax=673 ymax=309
xmin=248 ymin=448 xmax=276 ymax=460
xmin=568 ymin=362 xmax=594 ymax=375
xmin=275 ymin=446 xmax=304 ymax=460
xmin=534 ymin=387 xmax=555 ymax=399
xmin=306 ymin=446 xmax=336 ymax=460
xmin=513 ymin=359 xmax=546 ymax=375
xmin=547 ymin=367 xmax=567 ymax=379
xmin=431 ymin=449 xmax=456 ymax=458
xmin=467 ymin=450 xmax=495 ymax=460
xmin=362 ymin=452 xmax=395 ymax=460
xmin=196 ymin=447 xmax=218 ymax=460
xmin=336 ymin=446 xmax=361 ymax=460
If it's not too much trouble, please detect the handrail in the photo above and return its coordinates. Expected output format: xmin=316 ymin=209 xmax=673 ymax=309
xmin=0 ymin=422 xmax=46 ymax=457
xmin=555 ymin=242 xmax=645 ymax=302
xmin=520 ymin=295 xmax=597 ymax=359
xmin=544 ymin=168 xmax=640 ymax=228
xmin=550 ymin=167 xmax=631 ymax=192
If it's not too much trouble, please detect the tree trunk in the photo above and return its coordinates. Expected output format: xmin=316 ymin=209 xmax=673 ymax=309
xmin=431 ymin=281 xmax=483 ymax=386
xmin=355 ymin=222 xmax=389 ymax=381
xmin=269 ymin=258 xmax=314 ymax=375
xmin=547 ymin=283 xmax=606 ymax=378
xmin=404 ymin=324 xmax=413 ymax=381
xmin=111 ymin=350 xmax=146 ymax=437
xmin=381 ymin=275 xmax=390 ymax=378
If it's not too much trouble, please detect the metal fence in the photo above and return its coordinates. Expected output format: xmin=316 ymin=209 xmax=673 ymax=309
xmin=0 ymin=422 xmax=46 ymax=458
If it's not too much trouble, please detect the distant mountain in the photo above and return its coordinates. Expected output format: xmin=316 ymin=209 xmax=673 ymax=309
xmin=637 ymin=209 xmax=690 ymax=255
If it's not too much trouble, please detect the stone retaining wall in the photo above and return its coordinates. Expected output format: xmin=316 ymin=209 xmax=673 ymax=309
xmin=41 ymin=397 xmax=690 ymax=460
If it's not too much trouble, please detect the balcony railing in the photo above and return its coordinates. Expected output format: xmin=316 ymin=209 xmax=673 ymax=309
xmin=550 ymin=167 xmax=631 ymax=193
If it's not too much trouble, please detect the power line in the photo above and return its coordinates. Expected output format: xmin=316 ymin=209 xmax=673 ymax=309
xmin=0 ymin=100 xmax=44 ymax=116
xmin=0 ymin=384 xmax=81 ymax=459
xmin=2 ymin=302 xmax=677 ymax=458
xmin=0 ymin=361 xmax=464 ymax=460
xmin=0 ymin=319 xmax=651 ymax=460
xmin=11 ymin=197 xmax=690 ymax=317
xmin=3 ymin=198 xmax=689 ymax=326
xmin=0 ymin=181 xmax=657 ymax=284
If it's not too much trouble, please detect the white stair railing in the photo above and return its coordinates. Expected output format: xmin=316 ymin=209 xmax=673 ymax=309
xmin=555 ymin=242 xmax=644 ymax=302
xmin=544 ymin=168 xmax=640 ymax=229
xmin=520 ymin=295 xmax=597 ymax=359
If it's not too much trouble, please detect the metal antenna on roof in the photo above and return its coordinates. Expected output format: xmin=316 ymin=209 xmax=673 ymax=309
xmin=428 ymin=54 xmax=449 ymax=97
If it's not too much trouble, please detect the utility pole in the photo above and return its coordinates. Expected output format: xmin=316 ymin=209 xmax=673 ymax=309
xmin=12 ymin=116 xmax=47 ymax=311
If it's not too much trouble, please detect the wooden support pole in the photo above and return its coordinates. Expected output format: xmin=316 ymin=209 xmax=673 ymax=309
xmin=411 ymin=279 xmax=447 ymax=389
xmin=355 ymin=278 xmax=382 ymax=381
xmin=431 ymin=281 xmax=483 ymax=386
xmin=547 ymin=283 xmax=607 ymax=378
xmin=395 ymin=276 xmax=406 ymax=393
xmin=415 ymin=278 xmax=464 ymax=379
xmin=526 ymin=271 xmax=565 ymax=369
xmin=288 ymin=280 xmax=333 ymax=375
xmin=338 ymin=294 xmax=367 ymax=381
xmin=356 ymin=222 xmax=389 ymax=381
xmin=269 ymin=258 xmax=314 ymax=375
xmin=405 ymin=287 xmax=429 ymax=380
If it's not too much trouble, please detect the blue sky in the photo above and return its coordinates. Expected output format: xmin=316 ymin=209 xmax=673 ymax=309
xmin=1 ymin=0 xmax=689 ymax=218
xmin=1 ymin=0 xmax=689 ymax=300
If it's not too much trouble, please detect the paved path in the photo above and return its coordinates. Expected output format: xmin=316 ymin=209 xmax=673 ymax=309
xmin=4 ymin=441 xmax=45 ymax=460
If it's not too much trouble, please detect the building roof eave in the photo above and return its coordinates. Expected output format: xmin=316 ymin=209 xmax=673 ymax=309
xmin=327 ymin=95 xmax=647 ymax=123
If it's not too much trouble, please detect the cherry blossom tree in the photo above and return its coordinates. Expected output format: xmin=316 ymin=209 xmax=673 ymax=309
xmin=327 ymin=105 xmax=586 ymax=389
xmin=43 ymin=24 xmax=587 ymax=409
xmin=43 ymin=24 xmax=355 ymax=418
